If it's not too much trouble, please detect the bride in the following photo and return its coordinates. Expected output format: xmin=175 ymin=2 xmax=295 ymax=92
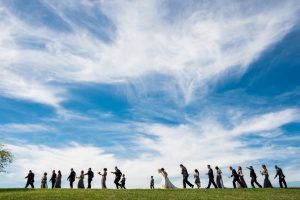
xmin=158 ymin=168 xmax=177 ymax=189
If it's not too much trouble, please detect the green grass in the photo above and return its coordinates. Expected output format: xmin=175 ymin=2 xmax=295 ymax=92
xmin=0 ymin=188 xmax=299 ymax=200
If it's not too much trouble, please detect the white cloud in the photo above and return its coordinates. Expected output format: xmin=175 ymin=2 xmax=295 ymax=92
xmin=0 ymin=1 xmax=299 ymax=106
xmin=1 ymin=108 xmax=299 ymax=188
xmin=0 ymin=123 xmax=53 ymax=133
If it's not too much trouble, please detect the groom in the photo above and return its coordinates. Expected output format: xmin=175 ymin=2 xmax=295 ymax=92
xmin=180 ymin=164 xmax=194 ymax=188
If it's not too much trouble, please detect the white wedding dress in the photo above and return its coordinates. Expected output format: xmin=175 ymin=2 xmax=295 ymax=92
xmin=160 ymin=172 xmax=177 ymax=189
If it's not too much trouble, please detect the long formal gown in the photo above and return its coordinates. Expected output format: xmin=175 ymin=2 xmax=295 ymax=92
xmin=160 ymin=172 xmax=177 ymax=189
xmin=238 ymin=170 xmax=247 ymax=188
xmin=54 ymin=174 xmax=61 ymax=188
xmin=262 ymin=169 xmax=273 ymax=188
xmin=78 ymin=174 xmax=85 ymax=189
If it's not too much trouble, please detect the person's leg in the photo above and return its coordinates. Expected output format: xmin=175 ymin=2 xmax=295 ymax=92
xmin=25 ymin=182 xmax=29 ymax=188
xmin=251 ymin=179 xmax=255 ymax=188
xmin=185 ymin=177 xmax=193 ymax=187
xmin=207 ymin=179 xmax=211 ymax=189
xmin=30 ymin=183 xmax=34 ymax=188
xmin=233 ymin=179 xmax=237 ymax=188
xmin=114 ymin=179 xmax=118 ymax=189
xmin=282 ymin=178 xmax=287 ymax=188
xmin=183 ymin=177 xmax=187 ymax=188
xmin=254 ymin=179 xmax=262 ymax=188
xmin=279 ymin=179 xmax=283 ymax=188
xmin=212 ymin=179 xmax=218 ymax=188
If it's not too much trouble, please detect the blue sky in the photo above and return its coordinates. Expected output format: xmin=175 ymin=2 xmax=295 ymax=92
xmin=0 ymin=0 xmax=299 ymax=188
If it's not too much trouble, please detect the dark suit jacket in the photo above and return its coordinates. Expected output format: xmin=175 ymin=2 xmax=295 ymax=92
xmin=231 ymin=169 xmax=239 ymax=179
xmin=68 ymin=171 xmax=76 ymax=182
xmin=275 ymin=168 xmax=285 ymax=179
xmin=26 ymin=172 xmax=35 ymax=183
xmin=85 ymin=170 xmax=94 ymax=181
xmin=50 ymin=173 xmax=56 ymax=182
xmin=249 ymin=168 xmax=257 ymax=178
xmin=208 ymin=169 xmax=214 ymax=179
xmin=115 ymin=169 xmax=122 ymax=178
xmin=181 ymin=167 xmax=189 ymax=177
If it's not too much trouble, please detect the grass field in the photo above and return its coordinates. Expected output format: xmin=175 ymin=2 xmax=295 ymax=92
xmin=0 ymin=188 xmax=299 ymax=200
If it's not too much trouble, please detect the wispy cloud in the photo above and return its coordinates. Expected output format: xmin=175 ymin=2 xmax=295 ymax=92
xmin=0 ymin=0 xmax=299 ymax=106
xmin=0 ymin=123 xmax=53 ymax=133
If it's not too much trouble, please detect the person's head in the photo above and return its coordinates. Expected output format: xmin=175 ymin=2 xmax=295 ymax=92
xmin=180 ymin=164 xmax=183 ymax=168
xmin=238 ymin=166 xmax=242 ymax=170
xmin=194 ymin=169 xmax=199 ymax=173
xmin=81 ymin=170 xmax=84 ymax=174
xmin=71 ymin=168 xmax=73 ymax=171
xmin=207 ymin=165 xmax=211 ymax=169
xmin=89 ymin=168 xmax=91 ymax=171
xmin=229 ymin=166 xmax=233 ymax=170
xmin=115 ymin=166 xmax=118 ymax=170
xmin=215 ymin=166 xmax=219 ymax=170
xmin=44 ymin=172 xmax=47 ymax=176
xmin=123 ymin=174 xmax=125 ymax=177
xmin=29 ymin=170 xmax=32 ymax=173
xmin=262 ymin=165 xmax=266 ymax=169
xmin=58 ymin=170 xmax=61 ymax=175
xmin=161 ymin=168 xmax=164 ymax=171
xmin=249 ymin=166 xmax=253 ymax=169
xmin=151 ymin=176 xmax=153 ymax=179
xmin=275 ymin=165 xmax=278 ymax=169
xmin=52 ymin=170 xmax=55 ymax=173
xmin=104 ymin=168 xmax=107 ymax=171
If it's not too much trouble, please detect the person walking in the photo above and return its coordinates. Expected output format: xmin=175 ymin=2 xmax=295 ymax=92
xmin=77 ymin=170 xmax=85 ymax=189
xmin=111 ymin=166 xmax=122 ymax=189
xmin=150 ymin=176 xmax=155 ymax=189
xmin=120 ymin=174 xmax=126 ymax=189
xmin=274 ymin=165 xmax=287 ymax=188
xmin=229 ymin=166 xmax=244 ymax=188
xmin=261 ymin=165 xmax=273 ymax=188
xmin=246 ymin=166 xmax=262 ymax=188
xmin=180 ymin=164 xmax=194 ymax=189
xmin=41 ymin=172 xmax=47 ymax=189
xmin=25 ymin=170 xmax=35 ymax=188
xmin=85 ymin=168 xmax=94 ymax=189
xmin=237 ymin=166 xmax=247 ymax=188
xmin=194 ymin=169 xmax=201 ymax=189
xmin=54 ymin=170 xmax=62 ymax=188
xmin=98 ymin=168 xmax=108 ymax=189
xmin=215 ymin=166 xmax=224 ymax=188
xmin=67 ymin=168 xmax=76 ymax=189
xmin=49 ymin=170 xmax=56 ymax=189
xmin=206 ymin=165 xmax=218 ymax=189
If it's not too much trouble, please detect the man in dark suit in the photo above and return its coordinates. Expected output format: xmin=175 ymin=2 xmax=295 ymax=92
xmin=229 ymin=166 xmax=244 ymax=188
xmin=246 ymin=166 xmax=262 ymax=188
xmin=111 ymin=166 xmax=122 ymax=189
xmin=25 ymin=170 xmax=35 ymax=188
xmin=85 ymin=168 xmax=94 ymax=189
xmin=180 ymin=164 xmax=194 ymax=188
xmin=206 ymin=165 xmax=218 ymax=188
xmin=49 ymin=170 xmax=56 ymax=189
xmin=67 ymin=168 xmax=76 ymax=188
xmin=274 ymin=165 xmax=287 ymax=188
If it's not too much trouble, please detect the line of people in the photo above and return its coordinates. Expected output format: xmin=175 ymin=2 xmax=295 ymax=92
xmin=155 ymin=164 xmax=287 ymax=189
xmin=25 ymin=164 xmax=287 ymax=189
xmin=25 ymin=166 xmax=126 ymax=189
xmin=179 ymin=164 xmax=286 ymax=189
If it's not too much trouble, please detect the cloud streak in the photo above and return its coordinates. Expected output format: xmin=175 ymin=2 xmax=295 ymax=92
xmin=0 ymin=0 xmax=299 ymax=106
